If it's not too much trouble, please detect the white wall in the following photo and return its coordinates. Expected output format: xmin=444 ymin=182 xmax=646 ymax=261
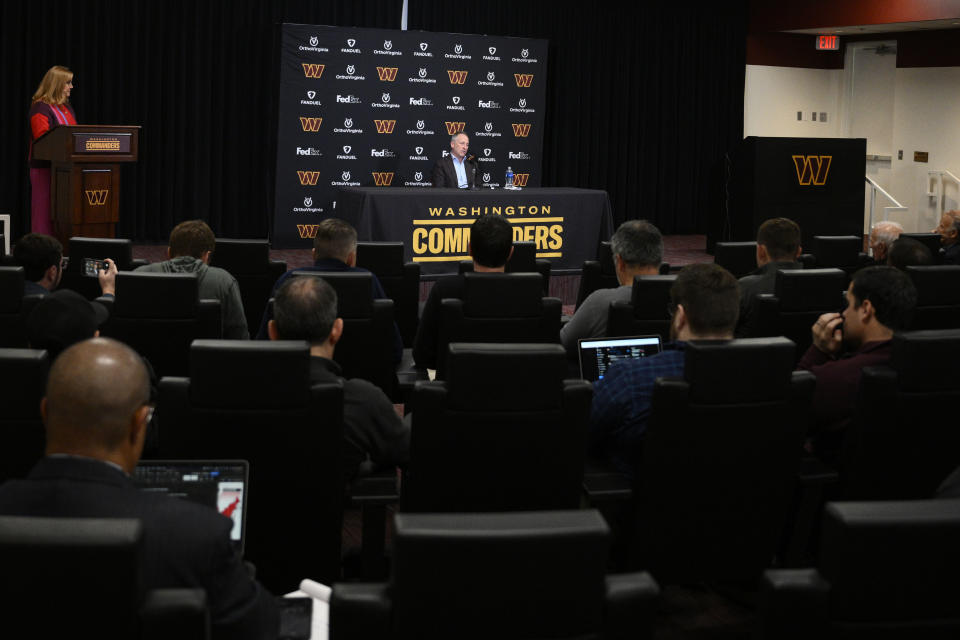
xmin=744 ymin=63 xmax=960 ymax=234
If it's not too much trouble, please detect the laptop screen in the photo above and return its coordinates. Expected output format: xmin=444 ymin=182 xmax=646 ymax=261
xmin=578 ymin=335 xmax=662 ymax=381
xmin=133 ymin=460 xmax=248 ymax=553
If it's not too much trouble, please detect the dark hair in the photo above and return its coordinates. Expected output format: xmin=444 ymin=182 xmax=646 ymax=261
xmin=273 ymin=275 xmax=338 ymax=344
xmin=670 ymin=263 xmax=740 ymax=336
xmin=469 ymin=215 xmax=513 ymax=268
xmin=168 ymin=220 xmax=215 ymax=259
xmin=757 ymin=218 xmax=801 ymax=261
xmin=850 ymin=266 xmax=917 ymax=331
xmin=13 ymin=233 xmax=62 ymax=281
xmin=610 ymin=220 xmax=663 ymax=268
xmin=887 ymin=237 xmax=933 ymax=270
xmin=313 ymin=218 xmax=358 ymax=261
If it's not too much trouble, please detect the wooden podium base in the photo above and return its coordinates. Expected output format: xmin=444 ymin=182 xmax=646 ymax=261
xmin=51 ymin=163 xmax=120 ymax=251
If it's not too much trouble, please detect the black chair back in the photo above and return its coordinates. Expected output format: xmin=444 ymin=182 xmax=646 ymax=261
xmin=457 ymin=241 xmax=552 ymax=294
xmin=403 ymin=343 xmax=589 ymax=512
xmin=754 ymin=268 xmax=848 ymax=358
xmin=210 ymin=239 xmax=287 ymax=336
xmin=575 ymin=241 xmax=618 ymax=309
xmin=904 ymin=265 xmax=960 ymax=330
xmin=632 ymin=337 xmax=812 ymax=583
xmin=714 ymin=241 xmax=758 ymax=278
xmin=356 ymin=242 xmax=420 ymax=347
xmin=157 ymin=340 xmax=344 ymax=592
xmin=0 ymin=266 xmax=30 ymax=347
xmin=0 ymin=349 xmax=48 ymax=485
xmin=809 ymin=235 xmax=868 ymax=274
xmin=60 ymin=237 xmax=137 ymax=300
xmin=606 ymin=274 xmax=677 ymax=341
xmin=900 ymin=232 xmax=944 ymax=262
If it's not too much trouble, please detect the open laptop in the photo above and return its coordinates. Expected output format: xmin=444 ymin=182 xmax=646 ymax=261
xmin=133 ymin=460 xmax=249 ymax=555
xmin=578 ymin=335 xmax=662 ymax=381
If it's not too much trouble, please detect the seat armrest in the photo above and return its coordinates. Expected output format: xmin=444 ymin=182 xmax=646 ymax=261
xmin=351 ymin=469 xmax=400 ymax=505
xmin=140 ymin=588 xmax=209 ymax=640
xmin=130 ymin=258 xmax=150 ymax=269
xmin=758 ymin=569 xmax=829 ymax=640
xmin=583 ymin=470 xmax=632 ymax=504
xmin=330 ymin=583 xmax=392 ymax=640
xmin=604 ymin=572 xmax=659 ymax=640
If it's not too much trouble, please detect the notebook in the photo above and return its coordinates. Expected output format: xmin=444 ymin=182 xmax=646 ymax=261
xmin=578 ymin=335 xmax=662 ymax=381
xmin=133 ymin=459 xmax=249 ymax=554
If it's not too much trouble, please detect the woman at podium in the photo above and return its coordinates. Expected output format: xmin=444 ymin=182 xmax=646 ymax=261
xmin=28 ymin=65 xmax=77 ymax=235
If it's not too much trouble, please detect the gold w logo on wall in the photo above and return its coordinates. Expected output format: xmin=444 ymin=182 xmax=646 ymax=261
xmin=85 ymin=190 xmax=108 ymax=206
xmin=297 ymin=224 xmax=319 ymax=239
xmin=299 ymin=117 xmax=323 ymax=132
xmin=514 ymin=74 xmax=534 ymax=87
xmin=446 ymin=70 xmax=468 ymax=84
xmin=792 ymin=155 xmax=832 ymax=186
xmin=372 ymin=172 xmax=394 ymax=186
xmin=513 ymin=173 xmax=530 ymax=187
xmin=444 ymin=122 xmax=465 ymax=135
xmin=301 ymin=63 xmax=325 ymax=78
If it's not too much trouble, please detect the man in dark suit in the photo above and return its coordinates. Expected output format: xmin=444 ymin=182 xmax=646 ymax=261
xmin=0 ymin=337 xmax=279 ymax=640
xmin=431 ymin=132 xmax=476 ymax=188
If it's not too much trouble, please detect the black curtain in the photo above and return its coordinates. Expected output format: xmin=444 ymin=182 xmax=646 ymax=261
xmin=0 ymin=0 xmax=402 ymax=243
xmin=408 ymin=1 xmax=747 ymax=232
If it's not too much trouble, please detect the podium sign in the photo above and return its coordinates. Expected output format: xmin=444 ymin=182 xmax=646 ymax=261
xmin=710 ymin=137 xmax=866 ymax=252
xmin=32 ymin=125 xmax=140 ymax=248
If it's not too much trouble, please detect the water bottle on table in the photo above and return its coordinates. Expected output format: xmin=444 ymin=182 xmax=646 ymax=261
xmin=504 ymin=166 xmax=514 ymax=190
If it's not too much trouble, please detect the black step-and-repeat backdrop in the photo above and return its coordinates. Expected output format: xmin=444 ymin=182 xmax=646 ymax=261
xmin=273 ymin=23 xmax=548 ymax=248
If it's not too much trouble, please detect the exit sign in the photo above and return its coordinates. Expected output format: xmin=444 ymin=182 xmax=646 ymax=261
xmin=816 ymin=35 xmax=839 ymax=50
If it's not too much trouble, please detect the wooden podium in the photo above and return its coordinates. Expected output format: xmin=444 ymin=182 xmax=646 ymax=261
xmin=32 ymin=125 xmax=140 ymax=248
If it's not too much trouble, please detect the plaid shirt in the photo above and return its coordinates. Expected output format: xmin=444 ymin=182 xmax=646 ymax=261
xmin=589 ymin=342 xmax=687 ymax=476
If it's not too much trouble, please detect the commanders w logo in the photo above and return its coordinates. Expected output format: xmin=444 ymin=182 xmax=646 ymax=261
xmin=297 ymin=171 xmax=320 ymax=186
xmin=299 ymin=117 xmax=323 ymax=132
xmin=444 ymin=122 xmax=466 ymax=135
xmin=84 ymin=190 xmax=108 ymax=206
xmin=372 ymin=172 xmax=394 ymax=186
xmin=514 ymin=74 xmax=534 ymax=88
xmin=374 ymin=119 xmax=396 ymax=134
xmin=376 ymin=67 xmax=398 ymax=81
xmin=447 ymin=70 xmax=468 ymax=84
xmin=792 ymin=155 xmax=832 ymax=186
xmin=511 ymin=123 xmax=532 ymax=137
xmin=301 ymin=63 xmax=325 ymax=78
xmin=297 ymin=224 xmax=320 ymax=239
xmin=513 ymin=173 xmax=530 ymax=187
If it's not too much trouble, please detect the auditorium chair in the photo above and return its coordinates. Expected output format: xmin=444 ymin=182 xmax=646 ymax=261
xmin=900 ymin=232 xmax=944 ymax=263
xmin=99 ymin=272 xmax=221 ymax=378
xmin=434 ymin=272 xmax=560 ymax=379
xmin=758 ymin=499 xmax=960 ymax=639
xmin=0 ymin=266 xmax=31 ymax=347
xmin=841 ymin=329 xmax=960 ymax=500
xmin=904 ymin=265 xmax=960 ymax=330
xmin=751 ymin=268 xmax=849 ymax=358
xmin=157 ymin=339 xmax=345 ymax=592
xmin=356 ymin=241 xmax=420 ymax=347
xmin=605 ymin=274 xmax=677 ymax=342
xmin=713 ymin=241 xmax=758 ymax=278
xmin=402 ymin=343 xmax=590 ymax=513
xmin=330 ymin=510 xmax=659 ymax=640
xmin=625 ymin=338 xmax=813 ymax=583
xmin=575 ymin=241 xmax=618 ymax=309
xmin=209 ymin=238 xmax=287 ymax=337
xmin=0 ymin=349 xmax=48 ymax=485
xmin=458 ymin=241 xmax=552 ymax=294
xmin=0 ymin=516 xmax=209 ymax=640
xmin=806 ymin=235 xmax=870 ymax=274
xmin=59 ymin=237 xmax=146 ymax=300
xmin=290 ymin=271 xmax=398 ymax=397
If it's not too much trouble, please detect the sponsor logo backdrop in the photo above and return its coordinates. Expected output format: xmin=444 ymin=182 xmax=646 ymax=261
xmin=274 ymin=23 xmax=548 ymax=247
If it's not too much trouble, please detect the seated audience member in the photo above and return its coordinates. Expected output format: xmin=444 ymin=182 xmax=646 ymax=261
xmin=255 ymin=218 xmax=401 ymax=363
xmin=25 ymin=289 xmax=108 ymax=361
xmin=933 ymin=209 xmax=960 ymax=265
xmin=868 ymin=220 xmax=903 ymax=264
xmin=0 ymin=338 xmax=279 ymax=639
xmin=268 ymin=276 xmax=409 ymax=481
xmin=589 ymin=263 xmax=740 ymax=477
xmin=412 ymin=214 xmax=515 ymax=370
xmin=887 ymin=236 xmax=934 ymax=270
xmin=560 ymin=220 xmax=663 ymax=356
xmin=135 ymin=220 xmax=248 ymax=339
xmin=735 ymin=217 xmax=803 ymax=337
xmin=13 ymin=233 xmax=116 ymax=297
xmin=798 ymin=266 xmax=917 ymax=448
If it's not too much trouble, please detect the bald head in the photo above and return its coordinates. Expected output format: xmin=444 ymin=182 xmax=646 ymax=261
xmin=44 ymin=338 xmax=150 ymax=459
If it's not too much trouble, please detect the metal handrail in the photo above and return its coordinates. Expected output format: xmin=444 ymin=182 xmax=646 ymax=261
xmin=865 ymin=176 xmax=907 ymax=230
xmin=927 ymin=170 xmax=960 ymax=218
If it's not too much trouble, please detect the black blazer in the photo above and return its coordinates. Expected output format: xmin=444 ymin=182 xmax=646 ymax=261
xmin=0 ymin=457 xmax=279 ymax=640
xmin=431 ymin=155 xmax=476 ymax=188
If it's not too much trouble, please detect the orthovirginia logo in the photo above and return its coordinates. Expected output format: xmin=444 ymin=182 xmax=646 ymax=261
xmin=374 ymin=119 xmax=397 ymax=134
xmin=372 ymin=172 xmax=394 ymax=186
xmin=299 ymin=117 xmax=322 ymax=132
xmin=512 ymin=123 xmax=532 ymax=137
xmin=376 ymin=67 xmax=398 ymax=81
xmin=301 ymin=63 xmax=325 ymax=78
xmin=513 ymin=173 xmax=530 ymax=187
xmin=444 ymin=122 xmax=466 ymax=135
xmin=447 ymin=70 xmax=468 ymax=84
xmin=84 ymin=190 xmax=108 ymax=206
xmin=514 ymin=74 xmax=534 ymax=88
xmin=792 ymin=155 xmax=832 ymax=186
xmin=297 ymin=171 xmax=320 ymax=186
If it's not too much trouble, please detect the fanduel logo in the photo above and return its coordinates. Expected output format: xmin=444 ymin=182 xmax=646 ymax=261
xmin=374 ymin=119 xmax=396 ymax=134
xmin=447 ymin=70 xmax=468 ymax=84
xmin=301 ymin=63 xmax=325 ymax=78
xmin=372 ymin=172 xmax=394 ymax=186
xmin=376 ymin=66 xmax=398 ymax=81
xmin=792 ymin=155 xmax=832 ymax=186
xmin=514 ymin=73 xmax=534 ymax=87
xmin=512 ymin=123 xmax=532 ymax=137
xmin=444 ymin=122 xmax=466 ymax=135
xmin=297 ymin=171 xmax=320 ymax=186
xmin=299 ymin=117 xmax=322 ymax=132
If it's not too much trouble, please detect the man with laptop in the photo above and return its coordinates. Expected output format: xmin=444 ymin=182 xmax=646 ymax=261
xmin=560 ymin=220 xmax=664 ymax=359
xmin=0 ymin=338 xmax=279 ymax=639
xmin=588 ymin=264 xmax=740 ymax=476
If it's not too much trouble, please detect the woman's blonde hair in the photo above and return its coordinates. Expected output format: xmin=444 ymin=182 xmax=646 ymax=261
xmin=32 ymin=66 xmax=73 ymax=105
